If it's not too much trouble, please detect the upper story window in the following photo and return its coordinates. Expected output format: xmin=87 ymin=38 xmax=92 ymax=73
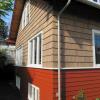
xmin=16 ymin=46 xmax=23 ymax=66
xmin=28 ymin=33 xmax=42 ymax=67
xmin=92 ymin=0 xmax=100 ymax=3
xmin=22 ymin=0 xmax=30 ymax=29
xmin=93 ymin=30 xmax=100 ymax=67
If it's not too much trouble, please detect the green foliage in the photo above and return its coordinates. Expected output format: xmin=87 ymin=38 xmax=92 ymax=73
xmin=0 ymin=20 xmax=8 ymax=39
xmin=0 ymin=0 xmax=13 ymax=16
xmin=96 ymin=98 xmax=100 ymax=100
xmin=0 ymin=0 xmax=14 ymax=25
xmin=0 ymin=0 xmax=14 ymax=39
xmin=75 ymin=89 xmax=86 ymax=100
xmin=0 ymin=49 xmax=7 ymax=68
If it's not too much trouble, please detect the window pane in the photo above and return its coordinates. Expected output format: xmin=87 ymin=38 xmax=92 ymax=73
xmin=34 ymin=38 xmax=37 ymax=64
xmin=95 ymin=34 xmax=100 ymax=64
xmin=39 ymin=35 xmax=41 ymax=64
xmin=29 ymin=34 xmax=42 ymax=65
xmin=30 ymin=41 xmax=33 ymax=64
xmin=16 ymin=47 xmax=23 ymax=65
xmin=93 ymin=0 xmax=97 ymax=2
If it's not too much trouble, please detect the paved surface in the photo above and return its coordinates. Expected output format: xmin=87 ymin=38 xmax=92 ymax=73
xmin=0 ymin=82 xmax=22 ymax=100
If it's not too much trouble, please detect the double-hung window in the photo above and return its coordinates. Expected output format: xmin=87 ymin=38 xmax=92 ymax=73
xmin=22 ymin=0 xmax=30 ymax=29
xmin=28 ymin=33 xmax=42 ymax=67
xmin=16 ymin=46 xmax=23 ymax=66
xmin=93 ymin=30 xmax=100 ymax=66
xmin=28 ymin=83 xmax=40 ymax=100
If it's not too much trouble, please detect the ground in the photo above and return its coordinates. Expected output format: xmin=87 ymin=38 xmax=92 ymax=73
xmin=0 ymin=82 xmax=22 ymax=100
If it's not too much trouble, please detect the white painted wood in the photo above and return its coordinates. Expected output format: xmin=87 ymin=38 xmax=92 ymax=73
xmin=28 ymin=32 xmax=42 ymax=67
xmin=36 ymin=36 xmax=40 ymax=64
xmin=16 ymin=76 xmax=21 ymax=90
xmin=28 ymin=83 xmax=40 ymax=100
xmin=92 ymin=29 xmax=100 ymax=67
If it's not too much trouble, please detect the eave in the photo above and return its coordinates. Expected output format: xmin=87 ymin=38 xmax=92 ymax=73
xmin=9 ymin=0 xmax=25 ymax=41
xmin=77 ymin=0 xmax=100 ymax=9
xmin=9 ymin=0 xmax=100 ymax=42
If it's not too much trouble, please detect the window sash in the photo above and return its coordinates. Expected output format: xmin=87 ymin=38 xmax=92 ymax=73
xmin=93 ymin=0 xmax=100 ymax=3
xmin=21 ymin=0 xmax=30 ymax=29
xmin=16 ymin=47 xmax=23 ymax=66
xmin=28 ymin=83 xmax=40 ymax=100
xmin=28 ymin=34 xmax=42 ymax=66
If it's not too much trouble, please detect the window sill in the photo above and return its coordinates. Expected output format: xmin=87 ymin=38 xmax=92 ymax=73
xmin=94 ymin=64 xmax=100 ymax=67
xmin=27 ymin=64 xmax=42 ymax=68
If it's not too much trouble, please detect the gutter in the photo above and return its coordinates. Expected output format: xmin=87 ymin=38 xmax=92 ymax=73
xmin=57 ymin=0 xmax=71 ymax=100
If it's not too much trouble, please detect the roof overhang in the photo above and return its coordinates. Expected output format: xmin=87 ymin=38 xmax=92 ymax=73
xmin=9 ymin=0 xmax=25 ymax=41
xmin=9 ymin=0 xmax=100 ymax=43
xmin=77 ymin=0 xmax=100 ymax=9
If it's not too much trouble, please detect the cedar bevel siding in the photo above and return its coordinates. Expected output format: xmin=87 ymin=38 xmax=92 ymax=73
xmin=16 ymin=0 xmax=100 ymax=68
xmin=52 ymin=1 xmax=100 ymax=68
xmin=16 ymin=0 xmax=56 ymax=68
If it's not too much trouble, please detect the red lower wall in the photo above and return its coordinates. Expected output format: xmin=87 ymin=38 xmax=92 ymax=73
xmin=16 ymin=67 xmax=100 ymax=100
xmin=16 ymin=67 xmax=58 ymax=100
xmin=65 ymin=69 xmax=100 ymax=100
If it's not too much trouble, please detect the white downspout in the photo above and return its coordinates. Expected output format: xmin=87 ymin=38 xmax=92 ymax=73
xmin=57 ymin=0 xmax=71 ymax=100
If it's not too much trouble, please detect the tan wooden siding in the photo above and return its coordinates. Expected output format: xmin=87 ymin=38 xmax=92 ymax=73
xmin=16 ymin=0 xmax=100 ymax=68
xmin=53 ymin=12 xmax=100 ymax=68
xmin=16 ymin=0 xmax=56 ymax=68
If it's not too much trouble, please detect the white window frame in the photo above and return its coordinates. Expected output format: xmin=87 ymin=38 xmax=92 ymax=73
xmin=28 ymin=32 xmax=42 ymax=68
xmin=28 ymin=83 xmax=40 ymax=100
xmin=16 ymin=46 xmax=23 ymax=66
xmin=16 ymin=76 xmax=21 ymax=90
xmin=22 ymin=0 xmax=30 ymax=29
xmin=92 ymin=29 xmax=100 ymax=67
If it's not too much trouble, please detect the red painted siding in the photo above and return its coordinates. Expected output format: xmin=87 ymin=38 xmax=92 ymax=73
xmin=16 ymin=67 xmax=58 ymax=100
xmin=65 ymin=69 xmax=100 ymax=100
xmin=16 ymin=67 xmax=100 ymax=100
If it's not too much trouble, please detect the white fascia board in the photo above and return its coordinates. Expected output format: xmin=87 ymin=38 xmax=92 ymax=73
xmin=76 ymin=0 xmax=100 ymax=9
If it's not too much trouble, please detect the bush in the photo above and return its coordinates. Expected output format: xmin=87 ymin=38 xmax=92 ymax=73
xmin=0 ymin=49 xmax=7 ymax=69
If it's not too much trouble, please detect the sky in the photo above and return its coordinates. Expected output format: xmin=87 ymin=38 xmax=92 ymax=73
xmin=4 ymin=12 xmax=13 ymax=25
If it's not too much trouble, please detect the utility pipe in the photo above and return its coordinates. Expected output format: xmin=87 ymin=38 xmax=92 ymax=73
xmin=57 ymin=0 xmax=71 ymax=100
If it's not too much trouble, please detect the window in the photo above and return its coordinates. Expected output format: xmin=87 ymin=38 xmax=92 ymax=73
xmin=16 ymin=76 xmax=21 ymax=90
xmin=93 ymin=30 xmax=100 ymax=66
xmin=92 ymin=0 xmax=100 ymax=3
xmin=28 ymin=83 xmax=40 ymax=100
xmin=28 ymin=33 xmax=42 ymax=67
xmin=22 ymin=0 xmax=30 ymax=29
xmin=16 ymin=46 xmax=23 ymax=66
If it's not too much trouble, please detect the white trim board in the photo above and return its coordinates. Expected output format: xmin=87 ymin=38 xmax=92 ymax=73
xmin=16 ymin=66 xmax=100 ymax=70
xmin=92 ymin=29 xmax=100 ymax=68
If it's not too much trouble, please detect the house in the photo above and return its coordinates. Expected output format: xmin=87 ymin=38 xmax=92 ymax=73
xmin=9 ymin=0 xmax=100 ymax=100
